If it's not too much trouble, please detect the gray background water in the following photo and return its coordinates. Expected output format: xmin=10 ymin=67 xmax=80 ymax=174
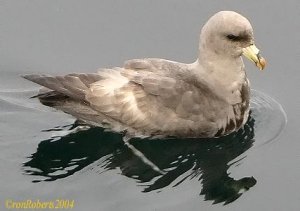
xmin=1 ymin=0 xmax=300 ymax=210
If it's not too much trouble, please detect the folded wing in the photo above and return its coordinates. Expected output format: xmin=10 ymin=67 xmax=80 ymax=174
xmin=23 ymin=59 xmax=223 ymax=137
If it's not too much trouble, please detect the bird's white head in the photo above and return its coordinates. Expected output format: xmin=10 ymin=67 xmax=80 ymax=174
xmin=198 ymin=11 xmax=266 ymax=70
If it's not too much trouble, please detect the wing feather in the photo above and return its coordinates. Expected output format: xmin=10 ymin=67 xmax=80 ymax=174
xmin=23 ymin=73 xmax=102 ymax=100
xmin=23 ymin=58 xmax=227 ymax=137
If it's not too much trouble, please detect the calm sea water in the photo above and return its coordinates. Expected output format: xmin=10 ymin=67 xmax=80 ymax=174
xmin=1 ymin=1 xmax=299 ymax=211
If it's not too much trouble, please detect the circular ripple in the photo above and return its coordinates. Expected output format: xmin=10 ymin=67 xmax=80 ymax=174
xmin=250 ymin=89 xmax=287 ymax=147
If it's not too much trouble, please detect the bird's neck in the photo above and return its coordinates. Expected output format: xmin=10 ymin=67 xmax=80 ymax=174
xmin=192 ymin=52 xmax=247 ymax=105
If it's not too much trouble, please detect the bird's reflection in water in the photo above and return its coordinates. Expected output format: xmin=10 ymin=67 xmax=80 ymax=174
xmin=23 ymin=114 xmax=256 ymax=205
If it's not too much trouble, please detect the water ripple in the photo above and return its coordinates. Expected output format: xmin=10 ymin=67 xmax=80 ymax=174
xmin=250 ymin=89 xmax=287 ymax=147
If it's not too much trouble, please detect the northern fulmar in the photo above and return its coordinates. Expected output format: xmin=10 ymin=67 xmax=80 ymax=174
xmin=23 ymin=11 xmax=266 ymax=140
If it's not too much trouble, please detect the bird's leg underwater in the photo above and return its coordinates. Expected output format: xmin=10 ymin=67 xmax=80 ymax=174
xmin=122 ymin=133 xmax=165 ymax=175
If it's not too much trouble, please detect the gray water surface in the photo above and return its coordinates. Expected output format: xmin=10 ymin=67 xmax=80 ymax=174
xmin=1 ymin=1 xmax=300 ymax=211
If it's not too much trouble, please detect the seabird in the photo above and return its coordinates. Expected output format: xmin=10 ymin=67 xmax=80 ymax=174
xmin=23 ymin=11 xmax=266 ymax=141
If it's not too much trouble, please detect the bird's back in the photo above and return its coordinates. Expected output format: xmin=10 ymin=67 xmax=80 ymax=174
xmin=24 ymin=58 xmax=250 ymax=138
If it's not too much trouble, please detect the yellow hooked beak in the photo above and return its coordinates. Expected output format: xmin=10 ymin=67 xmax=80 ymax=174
xmin=242 ymin=44 xmax=266 ymax=70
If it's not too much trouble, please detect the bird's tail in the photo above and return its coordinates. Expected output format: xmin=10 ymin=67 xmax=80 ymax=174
xmin=22 ymin=73 xmax=103 ymax=101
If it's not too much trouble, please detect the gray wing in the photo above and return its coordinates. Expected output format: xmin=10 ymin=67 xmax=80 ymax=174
xmin=22 ymin=73 xmax=103 ymax=100
xmin=123 ymin=58 xmax=223 ymax=117
xmin=23 ymin=72 xmax=139 ymax=133
xmin=86 ymin=65 xmax=223 ymax=137
xmin=125 ymin=69 xmax=224 ymax=119
xmin=124 ymin=58 xmax=193 ymax=80
xmin=23 ymin=59 xmax=224 ymax=137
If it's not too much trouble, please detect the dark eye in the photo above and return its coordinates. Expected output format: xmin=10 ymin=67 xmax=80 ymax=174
xmin=226 ymin=34 xmax=240 ymax=41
